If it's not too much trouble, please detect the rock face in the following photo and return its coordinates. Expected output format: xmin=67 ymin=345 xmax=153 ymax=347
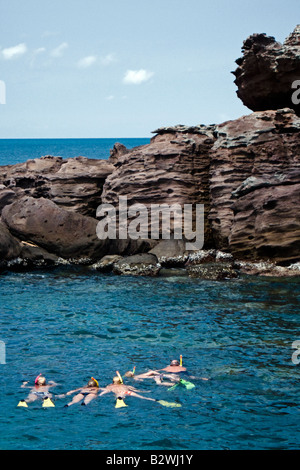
xmin=101 ymin=126 xmax=215 ymax=247
xmin=0 ymin=26 xmax=299 ymax=276
xmin=187 ymin=262 xmax=238 ymax=280
xmin=0 ymin=155 xmax=114 ymax=217
xmin=0 ymin=220 xmax=22 ymax=262
xmin=209 ymin=109 xmax=300 ymax=263
xmin=1 ymin=196 xmax=108 ymax=262
xmin=112 ymin=253 xmax=161 ymax=276
xmin=233 ymin=25 xmax=300 ymax=116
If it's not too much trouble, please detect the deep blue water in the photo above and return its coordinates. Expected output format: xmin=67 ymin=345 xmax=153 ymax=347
xmin=0 ymin=268 xmax=299 ymax=450
xmin=0 ymin=138 xmax=150 ymax=166
xmin=0 ymin=139 xmax=299 ymax=451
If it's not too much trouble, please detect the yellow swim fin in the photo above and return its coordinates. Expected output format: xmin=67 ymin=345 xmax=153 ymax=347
xmin=115 ymin=397 xmax=127 ymax=408
xmin=17 ymin=400 xmax=28 ymax=408
xmin=42 ymin=397 xmax=55 ymax=408
xmin=157 ymin=400 xmax=182 ymax=408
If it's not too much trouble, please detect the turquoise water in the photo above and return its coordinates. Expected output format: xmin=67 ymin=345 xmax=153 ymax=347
xmin=0 ymin=267 xmax=299 ymax=450
xmin=0 ymin=139 xmax=299 ymax=450
xmin=0 ymin=138 xmax=150 ymax=166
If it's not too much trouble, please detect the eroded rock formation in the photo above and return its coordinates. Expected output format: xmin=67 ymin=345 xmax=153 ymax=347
xmin=0 ymin=26 xmax=299 ymax=277
xmin=0 ymin=155 xmax=114 ymax=217
xmin=233 ymin=25 xmax=300 ymax=116
xmin=209 ymin=108 xmax=300 ymax=264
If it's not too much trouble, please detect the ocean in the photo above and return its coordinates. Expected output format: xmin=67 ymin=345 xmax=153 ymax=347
xmin=0 ymin=139 xmax=299 ymax=451
xmin=0 ymin=138 xmax=151 ymax=166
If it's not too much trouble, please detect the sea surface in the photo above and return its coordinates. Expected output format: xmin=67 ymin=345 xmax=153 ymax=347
xmin=0 ymin=138 xmax=151 ymax=166
xmin=0 ymin=139 xmax=299 ymax=451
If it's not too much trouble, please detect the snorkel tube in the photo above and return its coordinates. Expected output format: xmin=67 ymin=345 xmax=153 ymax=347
xmin=35 ymin=374 xmax=42 ymax=386
xmin=91 ymin=377 xmax=99 ymax=387
xmin=180 ymin=355 xmax=183 ymax=367
xmin=116 ymin=371 xmax=123 ymax=384
xmin=132 ymin=366 xmax=136 ymax=376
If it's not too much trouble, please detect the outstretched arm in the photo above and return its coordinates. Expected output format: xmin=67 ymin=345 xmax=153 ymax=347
xmin=64 ymin=388 xmax=84 ymax=396
xmin=21 ymin=382 xmax=32 ymax=389
xmin=126 ymin=391 xmax=156 ymax=402
xmin=99 ymin=389 xmax=111 ymax=397
xmin=127 ymin=385 xmax=151 ymax=393
xmin=48 ymin=381 xmax=59 ymax=387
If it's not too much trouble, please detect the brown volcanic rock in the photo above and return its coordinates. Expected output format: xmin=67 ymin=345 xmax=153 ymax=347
xmin=1 ymin=196 xmax=108 ymax=262
xmin=209 ymin=108 xmax=300 ymax=263
xmin=112 ymin=253 xmax=161 ymax=276
xmin=233 ymin=25 xmax=300 ymax=116
xmin=229 ymin=183 xmax=300 ymax=263
xmin=0 ymin=220 xmax=22 ymax=262
xmin=0 ymin=155 xmax=114 ymax=217
xmin=101 ymin=126 xmax=215 ymax=247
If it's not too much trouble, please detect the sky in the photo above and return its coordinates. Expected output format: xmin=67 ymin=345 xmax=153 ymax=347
xmin=0 ymin=0 xmax=299 ymax=138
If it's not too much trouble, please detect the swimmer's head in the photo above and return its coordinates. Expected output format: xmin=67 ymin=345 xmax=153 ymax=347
xmin=170 ymin=360 xmax=180 ymax=367
xmin=113 ymin=376 xmax=122 ymax=384
xmin=36 ymin=375 xmax=46 ymax=386
xmin=88 ymin=377 xmax=99 ymax=388
xmin=124 ymin=371 xmax=134 ymax=378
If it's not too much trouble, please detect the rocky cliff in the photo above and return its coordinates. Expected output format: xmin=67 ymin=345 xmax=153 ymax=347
xmin=0 ymin=26 xmax=299 ymax=278
xmin=233 ymin=25 xmax=300 ymax=116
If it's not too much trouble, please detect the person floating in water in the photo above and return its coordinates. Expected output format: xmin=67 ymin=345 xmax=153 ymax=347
xmin=99 ymin=373 xmax=181 ymax=408
xmin=99 ymin=374 xmax=155 ymax=408
xmin=18 ymin=373 xmax=58 ymax=407
xmin=63 ymin=377 xmax=100 ymax=407
xmin=125 ymin=358 xmax=208 ymax=388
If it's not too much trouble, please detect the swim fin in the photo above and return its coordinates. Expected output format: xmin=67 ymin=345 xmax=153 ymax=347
xmin=42 ymin=397 xmax=55 ymax=408
xmin=17 ymin=400 xmax=28 ymax=408
xmin=115 ymin=397 xmax=127 ymax=408
xmin=168 ymin=379 xmax=195 ymax=391
xmin=179 ymin=379 xmax=195 ymax=390
xmin=157 ymin=400 xmax=182 ymax=408
xmin=167 ymin=383 xmax=179 ymax=391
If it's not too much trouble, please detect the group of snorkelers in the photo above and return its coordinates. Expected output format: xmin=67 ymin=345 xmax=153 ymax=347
xmin=18 ymin=357 xmax=208 ymax=409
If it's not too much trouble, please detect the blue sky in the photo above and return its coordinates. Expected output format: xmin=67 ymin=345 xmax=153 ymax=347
xmin=0 ymin=0 xmax=299 ymax=138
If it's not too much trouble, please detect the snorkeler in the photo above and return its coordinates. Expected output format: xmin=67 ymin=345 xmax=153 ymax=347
xmin=99 ymin=374 xmax=155 ymax=404
xmin=63 ymin=377 xmax=100 ymax=407
xmin=18 ymin=374 xmax=58 ymax=407
xmin=99 ymin=373 xmax=181 ymax=408
xmin=125 ymin=357 xmax=208 ymax=387
xmin=126 ymin=359 xmax=187 ymax=382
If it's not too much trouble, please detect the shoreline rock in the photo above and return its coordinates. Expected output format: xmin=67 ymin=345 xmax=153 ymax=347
xmin=112 ymin=253 xmax=161 ymax=277
xmin=232 ymin=25 xmax=300 ymax=116
xmin=0 ymin=26 xmax=299 ymax=278
xmin=187 ymin=262 xmax=238 ymax=280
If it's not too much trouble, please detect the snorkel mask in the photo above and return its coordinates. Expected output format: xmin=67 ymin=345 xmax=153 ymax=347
xmin=91 ymin=377 xmax=99 ymax=387
xmin=35 ymin=374 xmax=43 ymax=385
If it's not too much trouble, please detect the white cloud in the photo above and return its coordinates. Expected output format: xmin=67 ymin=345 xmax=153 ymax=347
xmin=50 ymin=42 xmax=68 ymax=58
xmin=30 ymin=47 xmax=46 ymax=67
xmin=100 ymin=53 xmax=116 ymax=66
xmin=105 ymin=95 xmax=115 ymax=101
xmin=123 ymin=69 xmax=154 ymax=85
xmin=77 ymin=55 xmax=97 ymax=68
xmin=34 ymin=47 xmax=46 ymax=55
xmin=1 ymin=43 xmax=27 ymax=60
